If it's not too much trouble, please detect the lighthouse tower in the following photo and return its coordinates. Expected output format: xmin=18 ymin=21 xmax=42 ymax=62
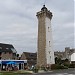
xmin=36 ymin=5 xmax=55 ymax=66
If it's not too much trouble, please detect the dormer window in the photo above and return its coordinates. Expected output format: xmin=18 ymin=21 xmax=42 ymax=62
xmin=50 ymin=56 xmax=51 ymax=61
xmin=49 ymin=51 xmax=51 ymax=54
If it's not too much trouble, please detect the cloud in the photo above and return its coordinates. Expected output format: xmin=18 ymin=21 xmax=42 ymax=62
xmin=0 ymin=0 xmax=74 ymax=54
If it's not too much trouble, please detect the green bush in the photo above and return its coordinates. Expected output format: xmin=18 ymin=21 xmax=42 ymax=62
xmin=41 ymin=66 xmax=47 ymax=71
xmin=34 ymin=69 xmax=38 ymax=73
xmin=69 ymin=64 xmax=75 ymax=68
xmin=51 ymin=64 xmax=68 ymax=70
xmin=51 ymin=64 xmax=59 ymax=70
xmin=61 ymin=65 xmax=68 ymax=69
xmin=64 ymin=63 xmax=70 ymax=68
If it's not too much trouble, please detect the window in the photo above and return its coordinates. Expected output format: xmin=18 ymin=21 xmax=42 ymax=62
xmin=49 ymin=51 xmax=51 ymax=54
xmin=48 ymin=27 xmax=50 ymax=32
xmin=49 ymin=41 xmax=50 ymax=47
xmin=50 ymin=56 xmax=51 ymax=61
xmin=50 ymin=56 xmax=51 ymax=58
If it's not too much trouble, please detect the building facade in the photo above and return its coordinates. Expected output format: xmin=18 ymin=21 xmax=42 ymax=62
xmin=20 ymin=52 xmax=37 ymax=67
xmin=71 ymin=53 xmax=75 ymax=64
xmin=0 ymin=43 xmax=17 ymax=60
xmin=65 ymin=47 xmax=75 ymax=61
xmin=54 ymin=47 xmax=75 ymax=61
xmin=54 ymin=51 xmax=65 ymax=60
xmin=36 ymin=5 xmax=55 ymax=66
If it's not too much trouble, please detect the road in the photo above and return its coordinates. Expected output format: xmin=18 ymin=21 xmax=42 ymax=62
xmin=26 ymin=68 xmax=75 ymax=75
xmin=37 ymin=69 xmax=75 ymax=75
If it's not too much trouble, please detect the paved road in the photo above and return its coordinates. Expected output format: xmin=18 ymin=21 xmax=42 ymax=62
xmin=19 ymin=69 xmax=75 ymax=75
xmin=35 ymin=69 xmax=75 ymax=75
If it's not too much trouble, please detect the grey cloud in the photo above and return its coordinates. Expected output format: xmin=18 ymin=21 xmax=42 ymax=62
xmin=0 ymin=0 xmax=74 ymax=54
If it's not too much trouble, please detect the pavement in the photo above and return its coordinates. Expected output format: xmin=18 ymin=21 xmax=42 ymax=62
xmin=32 ymin=68 xmax=75 ymax=75
xmin=1 ymin=68 xmax=75 ymax=75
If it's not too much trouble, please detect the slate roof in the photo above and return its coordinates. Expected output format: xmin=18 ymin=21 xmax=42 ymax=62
xmin=0 ymin=43 xmax=16 ymax=53
xmin=23 ymin=52 xmax=37 ymax=59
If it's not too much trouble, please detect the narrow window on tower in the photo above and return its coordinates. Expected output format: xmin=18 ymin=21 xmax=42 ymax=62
xmin=50 ymin=56 xmax=51 ymax=61
xmin=48 ymin=27 xmax=50 ymax=32
xmin=49 ymin=51 xmax=51 ymax=54
xmin=50 ymin=56 xmax=51 ymax=58
xmin=49 ymin=41 xmax=50 ymax=47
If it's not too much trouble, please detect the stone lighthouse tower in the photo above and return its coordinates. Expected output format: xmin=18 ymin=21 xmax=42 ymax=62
xmin=36 ymin=5 xmax=55 ymax=66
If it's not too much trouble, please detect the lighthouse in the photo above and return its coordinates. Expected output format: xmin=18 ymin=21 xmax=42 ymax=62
xmin=36 ymin=5 xmax=55 ymax=66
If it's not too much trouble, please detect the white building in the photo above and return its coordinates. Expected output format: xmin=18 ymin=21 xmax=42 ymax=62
xmin=71 ymin=53 xmax=75 ymax=63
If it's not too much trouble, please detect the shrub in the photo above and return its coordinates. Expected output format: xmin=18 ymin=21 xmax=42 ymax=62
xmin=51 ymin=64 xmax=58 ymax=70
xmin=32 ymin=66 xmax=39 ymax=73
xmin=69 ymin=64 xmax=75 ymax=68
xmin=63 ymin=63 xmax=70 ymax=68
xmin=51 ymin=64 xmax=68 ymax=70
xmin=40 ymin=66 xmax=47 ymax=71
xmin=33 ymin=68 xmax=38 ymax=73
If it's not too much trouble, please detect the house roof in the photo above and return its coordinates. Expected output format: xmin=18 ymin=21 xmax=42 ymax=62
xmin=23 ymin=52 xmax=37 ymax=59
xmin=0 ymin=43 xmax=17 ymax=53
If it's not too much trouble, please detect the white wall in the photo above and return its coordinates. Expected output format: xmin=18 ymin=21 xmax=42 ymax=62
xmin=45 ymin=17 xmax=55 ymax=64
xmin=71 ymin=53 xmax=75 ymax=61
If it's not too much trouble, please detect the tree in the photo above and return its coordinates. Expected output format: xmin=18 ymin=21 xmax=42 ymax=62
xmin=55 ymin=57 xmax=62 ymax=65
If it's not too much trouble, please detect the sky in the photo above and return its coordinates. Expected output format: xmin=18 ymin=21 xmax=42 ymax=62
xmin=0 ymin=0 xmax=74 ymax=54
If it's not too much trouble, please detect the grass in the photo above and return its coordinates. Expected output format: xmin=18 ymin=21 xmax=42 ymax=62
xmin=0 ymin=70 xmax=33 ymax=75
xmin=0 ymin=72 xmax=18 ymax=75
